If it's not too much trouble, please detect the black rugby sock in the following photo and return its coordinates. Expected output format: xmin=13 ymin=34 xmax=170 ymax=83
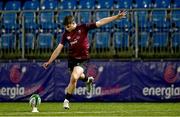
xmin=65 ymin=93 xmax=72 ymax=100
xmin=80 ymin=76 xmax=88 ymax=82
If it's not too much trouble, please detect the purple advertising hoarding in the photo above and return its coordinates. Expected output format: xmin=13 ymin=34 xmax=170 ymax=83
xmin=0 ymin=60 xmax=179 ymax=102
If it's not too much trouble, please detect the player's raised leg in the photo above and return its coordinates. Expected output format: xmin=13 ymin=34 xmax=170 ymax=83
xmin=79 ymin=73 xmax=94 ymax=93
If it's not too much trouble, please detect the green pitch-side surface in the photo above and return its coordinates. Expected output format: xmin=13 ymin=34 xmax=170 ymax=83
xmin=0 ymin=102 xmax=180 ymax=116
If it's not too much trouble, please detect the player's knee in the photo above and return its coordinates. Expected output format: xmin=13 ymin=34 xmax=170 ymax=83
xmin=80 ymin=73 xmax=85 ymax=79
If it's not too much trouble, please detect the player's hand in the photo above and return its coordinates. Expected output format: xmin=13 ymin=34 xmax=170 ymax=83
xmin=42 ymin=62 xmax=50 ymax=69
xmin=117 ymin=10 xmax=127 ymax=19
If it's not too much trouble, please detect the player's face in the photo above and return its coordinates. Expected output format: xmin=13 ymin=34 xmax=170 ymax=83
xmin=65 ymin=22 xmax=77 ymax=32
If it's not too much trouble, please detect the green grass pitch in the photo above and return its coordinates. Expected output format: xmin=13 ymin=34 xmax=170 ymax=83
xmin=0 ymin=102 xmax=180 ymax=116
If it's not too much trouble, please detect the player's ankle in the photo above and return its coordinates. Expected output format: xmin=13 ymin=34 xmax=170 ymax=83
xmin=64 ymin=99 xmax=69 ymax=102
xmin=65 ymin=93 xmax=72 ymax=100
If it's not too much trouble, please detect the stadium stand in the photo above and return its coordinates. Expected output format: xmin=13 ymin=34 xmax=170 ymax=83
xmin=114 ymin=32 xmax=129 ymax=48
xmin=39 ymin=0 xmax=58 ymax=33
xmin=171 ymin=10 xmax=180 ymax=30
xmin=152 ymin=32 xmax=168 ymax=48
xmin=59 ymin=0 xmax=77 ymax=9
xmin=0 ymin=0 xmax=179 ymax=59
xmin=78 ymin=11 xmax=91 ymax=23
xmin=138 ymin=32 xmax=149 ymax=48
xmin=172 ymin=32 xmax=180 ymax=48
xmin=23 ymin=0 xmax=39 ymax=33
xmin=37 ymin=33 xmax=53 ymax=49
xmin=115 ymin=18 xmax=132 ymax=32
xmin=2 ymin=1 xmax=21 ymax=32
xmin=152 ymin=11 xmax=170 ymax=31
xmin=153 ymin=0 xmax=171 ymax=8
xmin=114 ymin=0 xmax=132 ymax=9
xmin=136 ymin=11 xmax=151 ymax=31
xmin=133 ymin=0 xmax=152 ymax=8
xmin=95 ymin=32 xmax=110 ymax=49
xmin=1 ymin=33 xmax=16 ymax=49
xmin=151 ymin=0 xmax=170 ymax=30
xmin=172 ymin=0 xmax=180 ymax=8
xmin=78 ymin=0 xmax=95 ymax=9
xmin=0 ymin=1 xmax=3 ymax=10
xmin=96 ymin=0 xmax=114 ymax=9
xmin=24 ymin=33 xmax=35 ymax=49
xmin=19 ymin=33 xmax=35 ymax=49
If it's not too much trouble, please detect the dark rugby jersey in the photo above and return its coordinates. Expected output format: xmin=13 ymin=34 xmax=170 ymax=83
xmin=60 ymin=23 xmax=97 ymax=59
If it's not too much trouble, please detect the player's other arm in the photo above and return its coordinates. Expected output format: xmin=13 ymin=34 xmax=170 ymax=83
xmin=43 ymin=44 xmax=64 ymax=69
xmin=96 ymin=10 xmax=127 ymax=28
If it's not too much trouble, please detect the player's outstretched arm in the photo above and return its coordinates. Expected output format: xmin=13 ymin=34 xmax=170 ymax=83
xmin=43 ymin=44 xmax=64 ymax=69
xmin=96 ymin=10 xmax=127 ymax=28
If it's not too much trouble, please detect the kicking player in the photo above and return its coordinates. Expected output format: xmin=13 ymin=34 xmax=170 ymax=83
xmin=43 ymin=10 xmax=127 ymax=109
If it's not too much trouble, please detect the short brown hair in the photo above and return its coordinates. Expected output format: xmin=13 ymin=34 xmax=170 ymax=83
xmin=63 ymin=15 xmax=75 ymax=26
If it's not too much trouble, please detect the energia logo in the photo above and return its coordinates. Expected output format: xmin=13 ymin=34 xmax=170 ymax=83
xmin=65 ymin=84 xmax=122 ymax=99
xmin=143 ymin=84 xmax=180 ymax=99
xmin=0 ymin=84 xmax=25 ymax=99
xmin=163 ymin=64 xmax=178 ymax=84
xmin=10 ymin=65 xmax=22 ymax=84
xmin=142 ymin=64 xmax=180 ymax=99
xmin=0 ymin=64 xmax=27 ymax=98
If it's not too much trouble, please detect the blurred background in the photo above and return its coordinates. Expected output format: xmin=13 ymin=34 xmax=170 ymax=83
xmin=0 ymin=0 xmax=179 ymax=60
xmin=0 ymin=0 xmax=180 ymax=103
